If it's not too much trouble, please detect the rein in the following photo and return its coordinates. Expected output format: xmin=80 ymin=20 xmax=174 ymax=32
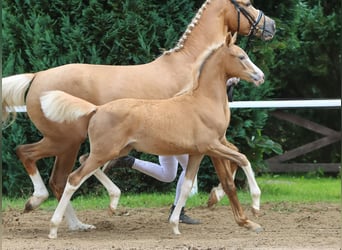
xmin=230 ymin=0 xmax=265 ymax=52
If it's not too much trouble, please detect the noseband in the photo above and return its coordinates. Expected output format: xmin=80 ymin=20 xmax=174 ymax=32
xmin=230 ymin=0 xmax=266 ymax=50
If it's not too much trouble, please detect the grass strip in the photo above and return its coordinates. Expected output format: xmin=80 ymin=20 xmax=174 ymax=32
xmin=2 ymin=175 xmax=340 ymax=211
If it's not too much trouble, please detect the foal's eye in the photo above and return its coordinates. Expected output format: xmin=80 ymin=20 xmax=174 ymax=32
xmin=238 ymin=55 xmax=246 ymax=60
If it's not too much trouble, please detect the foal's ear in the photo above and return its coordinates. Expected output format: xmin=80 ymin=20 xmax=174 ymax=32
xmin=226 ymin=32 xmax=237 ymax=47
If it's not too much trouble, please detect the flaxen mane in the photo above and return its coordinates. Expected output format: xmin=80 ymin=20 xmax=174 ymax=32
xmin=164 ymin=0 xmax=212 ymax=55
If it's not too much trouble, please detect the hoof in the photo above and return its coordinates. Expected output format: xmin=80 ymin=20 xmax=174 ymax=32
xmin=68 ymin=222 xmax=96 ymax=231
xmin=245 ymin=219 xmax=263 ymax=233
xmin=171 ymin=224 xmax=181 ymax=235
xmin=48 ymin=225 xmax=58 ymax=239
xmin=254 ymin=226 xmax=264 ymax=233
xmin=207 ymin=188 xmax=219 ymax=208
xmin=170 ymin=219 xmax=181 ymax=235
xmin=24 ymin=195 xmax=48 ymax=212
xmin=48 ymin=232 xmax=57 ymax=239
xmin=108 ymin=207 xmax=116 ymax=216
xmin=24 ymin=202 xmax=35 ymax=213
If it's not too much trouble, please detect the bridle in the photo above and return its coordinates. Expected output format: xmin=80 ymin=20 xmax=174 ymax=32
xmin=226 ymin=0 xmax=266 ymax=100
xmin=230 ymin=0 xmax=266 ymax=51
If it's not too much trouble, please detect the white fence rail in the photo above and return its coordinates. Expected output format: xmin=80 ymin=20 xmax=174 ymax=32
xmin=10 ymin=99 xmax=341 ymax=112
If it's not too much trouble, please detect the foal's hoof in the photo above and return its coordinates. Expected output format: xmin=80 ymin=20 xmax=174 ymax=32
xmin=171 ymin=223 xmax=181 ymax=235
xmin=108 ymin=207 xmax=116 ymax=216
xmin=48 ymin=224 xmax=58 ymax=239
xmin=245 ymin=220 xmax=263 ymax=233
xmin=68 ymin=222 xmax=96 ymax=231
xmin=24 ymin=195 xmax=48 ymax=212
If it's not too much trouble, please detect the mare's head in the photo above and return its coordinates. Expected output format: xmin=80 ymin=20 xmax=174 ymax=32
xmin=219 ymin=32 xmax=264 ymax=86
xmin=223 ymin=0 xmax=276 ymax=40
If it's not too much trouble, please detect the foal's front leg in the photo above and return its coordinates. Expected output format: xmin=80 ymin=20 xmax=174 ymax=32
xmin=222 ymin=139 xmax=261 ymax=215
xmin=169 ymin=155 xmax=204 ymax=234
xmin=211 ymin=156 xmax=262 ymax=232
xmin=208 ymin=140 xmax=261 ymax=217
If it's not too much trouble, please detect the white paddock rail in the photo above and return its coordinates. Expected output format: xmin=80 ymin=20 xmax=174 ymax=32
xmin=11 ymin=99 xmax=341 ymax=112
xmin=229 ymin=99 xmax=341 ymax=108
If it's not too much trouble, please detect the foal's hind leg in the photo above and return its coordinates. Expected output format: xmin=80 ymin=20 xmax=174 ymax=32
xmin=169 ymin=155 xmax=203 ymax=235
xmin=49 ymin=153 xmax=108 ymax=239
xmin=50 ymin=142 xmax=97 ymax=231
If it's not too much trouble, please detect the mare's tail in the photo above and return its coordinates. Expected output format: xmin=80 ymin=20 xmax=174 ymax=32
xmin=2 ymin=73 xmax=35 ymax=124
xmin=40 ymin=91 xmax=97 ymax=123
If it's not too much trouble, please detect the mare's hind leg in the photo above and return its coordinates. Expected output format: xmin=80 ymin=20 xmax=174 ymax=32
xmin=16 ymin=137 xmax=93 ymax=230
xmin=16 ymin=138 xmax=55 ymax=212
xmin=211 ymin=157 xmax=262 ymax=232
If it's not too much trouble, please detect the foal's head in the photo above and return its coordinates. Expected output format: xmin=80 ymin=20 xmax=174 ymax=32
xmin=220 ymin=32 xmax=264 ymax=86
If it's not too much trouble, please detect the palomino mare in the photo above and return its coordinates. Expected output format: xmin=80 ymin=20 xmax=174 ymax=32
xmin=2 ymin=0 xmax=275 ymax=230
xmin=40 ymin=32 xmax=265 ymax=238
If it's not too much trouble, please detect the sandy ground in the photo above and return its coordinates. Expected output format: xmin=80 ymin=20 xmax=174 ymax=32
xmin=2 ymin=202 xmax=341 ymax=250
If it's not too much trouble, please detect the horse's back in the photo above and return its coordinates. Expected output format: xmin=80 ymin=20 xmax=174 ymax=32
xmin=28 ymin=60 xmax=182 ymax=107
xmin=24 ymin=57 xmax=190 ymax=138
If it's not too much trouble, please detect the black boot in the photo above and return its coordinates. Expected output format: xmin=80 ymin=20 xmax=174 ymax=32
xmin=169 ymin=205 xmax=201 ymax=225
xmin=103 ymin=156 xmax=135 ymax=174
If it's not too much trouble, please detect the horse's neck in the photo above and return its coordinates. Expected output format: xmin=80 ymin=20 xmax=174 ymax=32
xmin=164 ymin=0 xmax=228 ymax=61
xmin=193 ymin=53 xmax=228 ymax=103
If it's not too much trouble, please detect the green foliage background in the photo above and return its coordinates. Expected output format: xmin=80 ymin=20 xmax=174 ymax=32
xmin=2 ymin=0 xmax=341 ymax=197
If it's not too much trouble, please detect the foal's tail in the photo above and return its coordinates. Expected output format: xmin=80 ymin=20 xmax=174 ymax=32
xmin=40 ymin=91 xmax=97 ymax=123
xmin=2 ymin=73 xmax=35 ymax=124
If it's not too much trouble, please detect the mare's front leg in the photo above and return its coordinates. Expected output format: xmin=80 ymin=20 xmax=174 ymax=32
xmin=211 ymin=156 xmax=262 ymax=232
xmin=169 ymin=155 xmax=204 ymax=235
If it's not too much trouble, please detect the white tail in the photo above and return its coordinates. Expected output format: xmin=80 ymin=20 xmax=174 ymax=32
xmin=40 ymin=91 xmax=97 ymax=123
xmin=2 ymin=73 xmax=35 ymax=123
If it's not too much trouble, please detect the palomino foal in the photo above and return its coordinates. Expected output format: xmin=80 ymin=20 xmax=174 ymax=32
xmin=40 ymin=32 xmax=264 ymax=238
